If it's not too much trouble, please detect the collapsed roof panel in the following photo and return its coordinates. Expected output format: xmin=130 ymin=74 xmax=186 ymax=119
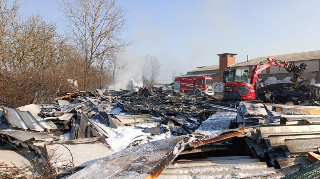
xmin=68 ymin=135 xmax=195 ymax=179
xmin=45 ymin=137 xmax=114 ymax=169
xmin=3 ymin=107 xmax=28 ymax=130
xmin=258 ymin=124 xmax=320 ymax=138
xmin=19 ymin=111 xmax=44 ymax=131
xmin=285 ymin=138 xmax=320 ymax=154
xmin=0 ymin=130 xmax=55 ymax=142
xmin=18 ymin=104 xmax=57 ymax=130
xmin=0 ymin=144 xmax=32 ymax=168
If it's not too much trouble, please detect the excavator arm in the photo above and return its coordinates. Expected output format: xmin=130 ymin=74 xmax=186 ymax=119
xmin=250 ymin=58 xmax=307 ymax=87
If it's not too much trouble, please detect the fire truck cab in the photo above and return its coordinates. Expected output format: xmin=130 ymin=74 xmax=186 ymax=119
xmin=174 ymin=76 xmax=214 ymax=96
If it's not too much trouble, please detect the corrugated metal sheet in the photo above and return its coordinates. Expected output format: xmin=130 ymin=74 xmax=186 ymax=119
xmin=4 ymin=107 xmax=28 ymax=130
xmin=19 ymin=111 xmax=44 ymax=131
xmin=68 ymin=135 xmax=194 ymax=179
xmin=285 ymin=138 xmax=320 ymax=154
xmin=267 ymin=133 xmax=320 ymax=147
xmin=258 ymin=125 xmax=320 ymax=138
xmin=16 ymin=104 xmax=58 ymax=130
xmin=0 ymin=130 xmax=55 ymax=142
xmin=159 ymin=156 xmax=282 ymax=179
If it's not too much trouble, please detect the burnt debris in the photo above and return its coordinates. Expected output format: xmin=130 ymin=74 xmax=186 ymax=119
xmin=1 ymin=87 xmax=320 ymax=178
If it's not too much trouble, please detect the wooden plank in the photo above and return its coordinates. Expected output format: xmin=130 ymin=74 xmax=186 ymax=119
xmin=308 ymin=152 xmax=320 ymax=163
xmin=189 ymin=123 xmax=245 ymax=148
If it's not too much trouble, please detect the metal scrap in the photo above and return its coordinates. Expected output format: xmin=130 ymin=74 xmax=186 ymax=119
xmin=67 ymin=135 xmax=195 ymax=179
xmin=189 ymin=122 xmax=245 ymax=148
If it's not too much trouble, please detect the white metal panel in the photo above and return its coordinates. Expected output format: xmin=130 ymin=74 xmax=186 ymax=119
xmin=174 ymin=81 xmax=180 ymax=90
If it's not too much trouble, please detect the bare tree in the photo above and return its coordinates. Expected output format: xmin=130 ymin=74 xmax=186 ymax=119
xmin=61 ymin=0 xmax=126 ymax=90
xmin=143 ymin=55 xmax=161 ymax=87
xmin=0 ymin=0 xmax=19 ymax=70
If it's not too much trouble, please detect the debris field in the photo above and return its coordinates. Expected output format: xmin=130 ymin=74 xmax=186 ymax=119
xmin=1 ymin=87 xmax=320 ymax=178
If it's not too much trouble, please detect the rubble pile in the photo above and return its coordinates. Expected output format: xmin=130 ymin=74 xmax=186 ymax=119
xmin=0 ymin=88 xmax=320 ymax=178
xmin=258 ymin=77 xmax=320 ymax=105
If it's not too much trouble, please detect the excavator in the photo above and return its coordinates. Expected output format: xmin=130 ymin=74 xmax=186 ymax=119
xmin=222 ymin=57 xmax=307 ymax=100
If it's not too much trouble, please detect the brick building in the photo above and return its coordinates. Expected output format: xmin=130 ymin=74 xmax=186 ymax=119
xmin=179 ymin=50 xmax=320 ymax=82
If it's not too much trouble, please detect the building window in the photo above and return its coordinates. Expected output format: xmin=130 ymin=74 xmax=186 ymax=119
xmin=230 ymin=55 xmax=234 ymax=57
xmin=222 ymin=55 xmax=225 ymax=58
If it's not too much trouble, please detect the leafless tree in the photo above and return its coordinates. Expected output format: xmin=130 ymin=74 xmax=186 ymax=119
xmin=143 ymin=55 xmax=161 ymax=87
xmin=0 ymin=0 xmax=19 ymax=70
xmin=61 ymin=0 xmax=126 ymax=90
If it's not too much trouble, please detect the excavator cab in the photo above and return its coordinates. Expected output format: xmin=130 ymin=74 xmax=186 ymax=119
xmin=223 ymin=69 xmax=249 ymax=83
xmin=223 ymin=69 xmax=256 ymax=100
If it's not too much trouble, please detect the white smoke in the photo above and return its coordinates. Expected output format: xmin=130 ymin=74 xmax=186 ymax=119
xmin=108 ymin=50 xmax=145 ymax=91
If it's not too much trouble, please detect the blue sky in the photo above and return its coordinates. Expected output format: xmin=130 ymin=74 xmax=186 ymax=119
xmin=16 ymin=0 xmax=320 ymax=83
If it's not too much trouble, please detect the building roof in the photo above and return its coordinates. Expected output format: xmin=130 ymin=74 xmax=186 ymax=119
xmin=175 ymin=73 xmax=214 ymax=78
xmin=182 ymin=50 xmax=320 ymax=77
xmin=217 ymin=53 xmax=238 ymax=56
xmin=188 ymin=65 xmax=219 ymax=73
xmin=233 ymin=50 xmax=320 ymax=67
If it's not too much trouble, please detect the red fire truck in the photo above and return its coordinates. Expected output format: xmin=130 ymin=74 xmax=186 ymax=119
xmin=174 ymin=76 xmax=214 ymax=96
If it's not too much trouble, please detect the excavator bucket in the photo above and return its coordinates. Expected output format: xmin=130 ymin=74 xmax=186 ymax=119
xmin=290 ymin=63 xmax=307 ymax=84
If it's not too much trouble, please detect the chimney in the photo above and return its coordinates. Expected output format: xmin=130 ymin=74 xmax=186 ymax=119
xmin=217 ymin=53 xmax=237 ymax=81
xmin=247 ymin=55 xmax=249 ymax=62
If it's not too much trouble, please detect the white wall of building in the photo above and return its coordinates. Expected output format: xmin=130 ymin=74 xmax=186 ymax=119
xmin=295 ymin=60 xmax=319 ymax=72
xmin=236 ymin=66 xmax=249 ymax=71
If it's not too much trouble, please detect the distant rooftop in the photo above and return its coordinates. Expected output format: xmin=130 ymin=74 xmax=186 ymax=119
xmin=232 ymin=50 xmax=320 ymax=67
xmin=188 ymin=65 xmax=219 ymax=73
xmin=175 ymin=73 xmax=215 ymax=78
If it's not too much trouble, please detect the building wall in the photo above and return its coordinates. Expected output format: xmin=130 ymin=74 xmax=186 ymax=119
xmin=295 ymin=60 xmax=319 ymax=72
xmin=236 ymin=66 xmax=249 ymax=71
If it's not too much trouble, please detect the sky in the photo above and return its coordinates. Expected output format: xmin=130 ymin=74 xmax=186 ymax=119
xmin=15 ymin=0 xmax=320 ymax=83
